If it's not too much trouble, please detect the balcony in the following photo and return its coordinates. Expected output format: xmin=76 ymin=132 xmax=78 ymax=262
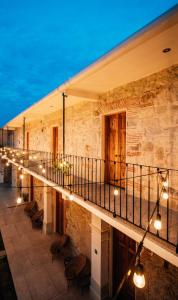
xmin=1 ymin=147 xmax=178 ymax=252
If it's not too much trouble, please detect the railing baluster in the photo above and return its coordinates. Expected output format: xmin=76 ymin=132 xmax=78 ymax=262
xmin=167 ymin=170 xmax=169 ymax=242
xmin=148 ymin=166 xmax=151 ymax=232
xmin=126 ymin=163 xmax=128 ymax=220
xmin=140 ymin=165 xmax=142 ymax=227
xmin=157 ymin=168 xmax=160 ymax=237
xmin=133 ymin=164 xmax=135 ymax=224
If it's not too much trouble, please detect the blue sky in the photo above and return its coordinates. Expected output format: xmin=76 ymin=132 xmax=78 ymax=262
xmin=0 ymin=0 xmax=177 ymax=126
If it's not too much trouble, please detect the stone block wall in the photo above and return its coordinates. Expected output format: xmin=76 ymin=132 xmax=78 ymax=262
xmin=32 ymin=178 xmax=44 ymax=210
xmin=13 ymin=65 xmax=178 ymax=209
xmin=136 ymin=249 xmax=178 ymax=300
xmin=65 ymin=201 xmax=91 ymax=259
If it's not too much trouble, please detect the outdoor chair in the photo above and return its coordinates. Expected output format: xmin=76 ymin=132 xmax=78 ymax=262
xmin=24 ymin=201 xmax=38 ymax=218
xmin=64 ymin=253 xmax=91 ymax=292
xmin=31 ymin=209 xmax=44 ymax=229
xmin=50 ymin=234 xmax=69 ymax=262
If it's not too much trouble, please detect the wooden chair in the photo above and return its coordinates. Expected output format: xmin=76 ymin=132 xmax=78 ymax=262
xmin=64 ymin=254 xmax=90 ymax=291
xmin=31 ymin=209 xmax=44 ymax=229
xmin=50 ymin=234 xmax=69 ymax=262
xmin=24 ymin=201 xmax=38 ymax=218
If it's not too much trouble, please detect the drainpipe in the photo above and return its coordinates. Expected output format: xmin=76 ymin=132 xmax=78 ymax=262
xmin=23 ymin=117 xmax=26 ymax=150
xmin=62 ymin=93 xmax=67 ymax=155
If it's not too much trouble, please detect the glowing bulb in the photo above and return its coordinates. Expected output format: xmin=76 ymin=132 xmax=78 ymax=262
xmin=18 ymin=166 xmax=21 ymax=171
xmin=69 ymin=193 xmax=74 ymax=201
xmin=20 ymin=159 xmax=23 ymax=164
xmin=33 ymin=155 xmax=37 ymax=160
xmin=133 ymin=263 xmax=145 ymax=289
xmin=60 ymin=163 xmax=63 ymax=167
xmin=6 ymin=162 xmax=9 ymax=166
xmin=17 ymin=197 xmax=22 ymax=204
xmin=20 ymin=174 xmax=24 ymax=180
xmin=63 ymin=161 xmax=66 ymax=165
xmin=12 ymin=154 xmax=14 ymax=157
xmin=114 ymin=189 xmax=119 ymax=196
xmin=154 ymin=213 xmax=162 ymax=230
xmin=162 ymin=189 xmax=168 ymax=200
xmin=42 ymin=168 xmax=46 ymax=174
xmin=12 ymin=158 xmax=16 ymax=162
xmin=39 ymin=164 xmax=43 ymax=169
xmin=29 ymin=155 xmax=32 ymax=160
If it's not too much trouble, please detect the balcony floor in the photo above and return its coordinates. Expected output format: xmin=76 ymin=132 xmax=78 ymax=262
xmin=0 ymin=184 xmax=93 ymax=300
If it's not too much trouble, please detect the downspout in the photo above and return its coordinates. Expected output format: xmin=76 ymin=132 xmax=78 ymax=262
xmin=23 ymin=117 xmax=26 ymax=150
xmin=62 ymin=93 xmax=67 ymax=155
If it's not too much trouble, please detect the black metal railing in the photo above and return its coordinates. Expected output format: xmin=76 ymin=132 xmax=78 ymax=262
xmin=1 ymin=147 xmax=178 ymax=248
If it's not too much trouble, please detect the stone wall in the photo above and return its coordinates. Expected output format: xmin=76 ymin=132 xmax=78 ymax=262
xmin=32 ymin=178 xmax=44 ymax=209
xmin=136 ymin=249 xmax=178 ymax=300
xmin=13 ymin=65 xmax=178 ymax=208
xmin=65 ymin=201 xmax=91 ymax=259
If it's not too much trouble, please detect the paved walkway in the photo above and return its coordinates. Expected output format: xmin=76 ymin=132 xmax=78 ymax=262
xmin=0 ymin=184 xmax=93 ymax=300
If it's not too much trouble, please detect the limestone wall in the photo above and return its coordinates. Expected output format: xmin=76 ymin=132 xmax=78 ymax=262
xmin=32 ymin=178 xmax=44 ymax=210
xmin=13 ymin=65 xmax=178 ymax=208
xmin=65 ymin=201 xmax=91 ymax=259
xmin=136 ymin=249 xmax=178 ymax=300
xmin=14 ymin=65 xmax=178 ymax=166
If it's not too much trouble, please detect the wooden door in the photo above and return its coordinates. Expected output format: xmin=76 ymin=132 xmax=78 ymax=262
xmin=26 ymin=132 xmax=29 ymax=151
xmin=113 ymin=229 xmax=136 ymax=299
xmin=56 ymin=191 xmax=64 ymax=234
xmin=105 ymin=112 xmax=126 ymax=187
xmin=52 ymin=127 xmax=58 ymax=160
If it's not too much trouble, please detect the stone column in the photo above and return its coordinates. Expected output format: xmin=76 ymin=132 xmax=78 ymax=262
xmin=90 ymin=214 xmax=110 ymax=300
xmin=11 ymin=164 xmax=17 ymax=187
xmin=43 ymin=186 xmax=53 ymax=234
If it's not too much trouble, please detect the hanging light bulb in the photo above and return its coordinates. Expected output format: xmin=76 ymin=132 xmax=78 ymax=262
xmin=42 ymin=168 xmax=46 ymax=174
xmin=69 ymin=192 xmax=74 ymax=201
xmin=154 ymin=213 xmax=162 ymax=230
xmin=12 ymin=158 xmax=16 ymax=162
xmin=17 ymin=197 xmax=22 ymax=204
xmin=29 ymin=155 xmax=32 ymax=160
xmin=20 ymin=174 xmax=24 ymax=180
xmin=162 ymin=188 xmax=168 ymax=200
xmin=133 ymin=262 xmax=145 ymax=289
xmin=20 ymin=159 xmax=23 ymax=164
xmin=114 ymin=189 xmax=119 ymax=196
xmin=39 ymin=164 xmax=43 ymax=169
xmin=6 ymin=161 xmax=9 ymax=166
xmin=33 ymin=155 xmax=37 ymax=160
xmin=18 ymin=166 xmax=21 ymax=171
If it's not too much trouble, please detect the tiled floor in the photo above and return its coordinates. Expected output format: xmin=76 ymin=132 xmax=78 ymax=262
xmin=0 ymin=184 xmax=93 ymax=300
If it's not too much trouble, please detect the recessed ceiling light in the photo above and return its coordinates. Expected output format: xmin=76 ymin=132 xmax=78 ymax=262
xmin=162 ymin=48 xmax=171 ymax=53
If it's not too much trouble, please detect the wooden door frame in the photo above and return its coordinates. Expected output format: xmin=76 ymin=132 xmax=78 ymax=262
xmin=101 ymin=109 xmax=127 ymax=162
xmin=26 ymin=132 xmax=29 ymax=151
xmin=102 ymin=110 xmax=127 ymax=186
xmin=52 ymin=126 xmax=58 ymax=159
xmin=112 ymin=228 xmax=136 ymax=299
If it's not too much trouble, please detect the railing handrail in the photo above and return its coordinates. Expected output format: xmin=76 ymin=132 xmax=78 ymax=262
xmin=2 ymin=146 xmax=178 ymax=173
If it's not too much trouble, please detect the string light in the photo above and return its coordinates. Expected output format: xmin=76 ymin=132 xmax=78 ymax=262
xmin=154 ymin=213 xmax=162 ymax=230
xmin=20 ymin=174 xmax=24 ymax=180
xmin=69 ymin=192 xmax=74 ymax=201
xmin=133 ymin=260 xmax=145 ymax=289
xmin=42 ymin=168 xmax=46 ymax=174
xmin=39 ymin=164 xmax=43 ymax=169
xmin=17 ymin=197 xmax=22 ymax=204
xmin=114 ymin=189 xmax=119 ymax=196
xmin=162 ymin=188 xmax=168 ymax=200
xmin=12 ymin=158 xmax=16 ymax=162
xmin=6 ymin=161 xmax=10 ymax=166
